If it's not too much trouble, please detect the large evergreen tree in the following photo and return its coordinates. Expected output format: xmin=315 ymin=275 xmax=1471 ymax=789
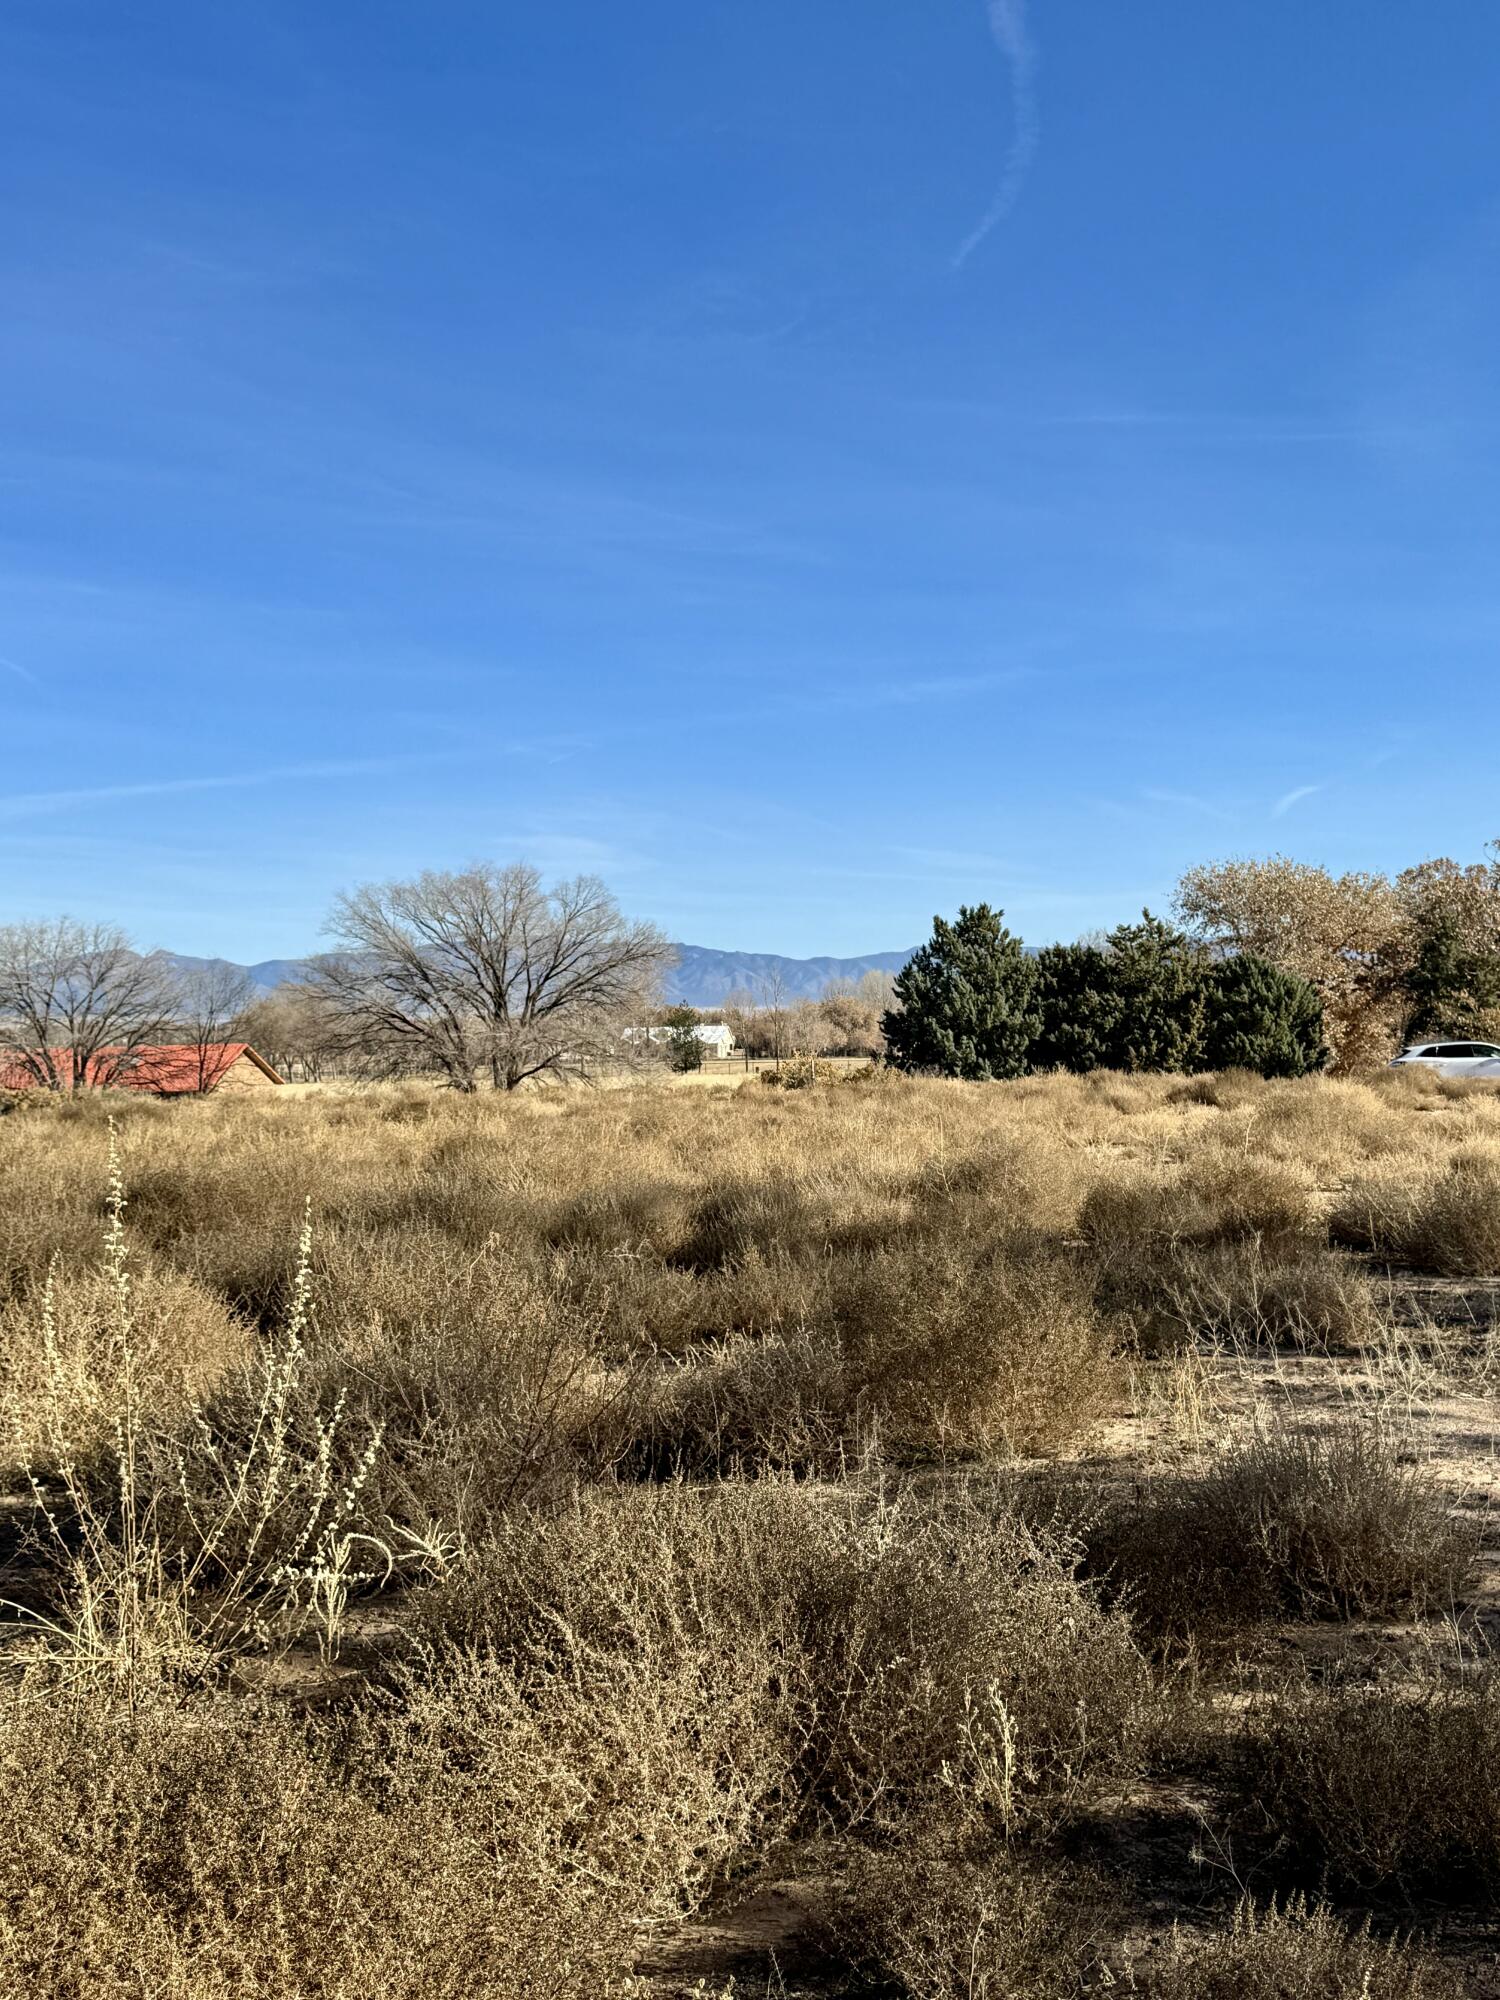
xmin=881 ymin=905 xmax=1039 ymax=1080
xmin=1404 ymin=912 xmax=1500 ymax=1039
xmin=1103 ymin=913 xmax=1208 ymax=1072
xmin=1031 ymin=943 xmax=1125 ymax=1072
xmin=1201 ymin=954 xmax=1327 ymax=1076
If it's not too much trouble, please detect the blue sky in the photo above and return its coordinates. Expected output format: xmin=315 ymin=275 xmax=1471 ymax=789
xmin=5 ymin=3 xmax=1500 ymax=960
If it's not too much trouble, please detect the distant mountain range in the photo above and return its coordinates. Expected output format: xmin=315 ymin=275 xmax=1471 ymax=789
xmin=164 ymin=944 xmax=921 ymax=1011
xmin=661 ymin=945 xmax=916 ymax=1006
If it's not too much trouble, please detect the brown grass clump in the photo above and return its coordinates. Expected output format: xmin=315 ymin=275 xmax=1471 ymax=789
xmin=1160 ymin=1239 xmax=1377 ymax=1350
xmin=1080 ymin=1156 xmax=1326 ymax=1350
xmin=1081 ymin=1156 xmax=1316 ymax=1258
xmin=837 ymin=1240 xmax=1121 ymax=1456
xmin=1234 ymin=1672 xmax=1500 ymax=1902
xmin=1089 ymin=1422 xmax=1477 ymax=1646
xmin=827 ymin=1859 xmax=1459 ymax=2000
xmin=635 ymin=1244 xmax=1120 ymax=1471
xmin=1333 ymin=1149 xmax=1500 ymax=1276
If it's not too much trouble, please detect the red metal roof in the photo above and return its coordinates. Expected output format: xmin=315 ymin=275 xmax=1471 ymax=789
xmin=0 ymin=1043 xmax=283 ymax=1093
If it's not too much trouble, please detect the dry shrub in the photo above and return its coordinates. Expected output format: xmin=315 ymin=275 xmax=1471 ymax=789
xmin=0 ymin=1677 xmax=649 ymax=1999
xmin=0 ymin=1264 xmax=249 ymax=1481
xmin=1090 ymin=1422 xmax=1476 ymax=1646
xmin=195 ymin=1239 xmax=642 ymax=1536
xmin=758 ymin=1057 xmax=843 ymax=1089
xmin=1160 ymin=1240 xmax=1376 ymax=1350
xmin=837 ymin=1240 xmax=1121 ymax=1456
xmin=635 ymin=1326 xmax=854 ymax=1474
xmin=604 ymin=1250 xmax=836 ymax=1359
xmin=388 ymin=1641 xmax=786 ymax=1929
xmin=1078 ymin=1070 xmax=1167 ymax=1115
xmin=827 ymin=1857 xmax=1457 ymax=2000
xmin=638 ymin=1244 xmax=1120 ymax=1471
xmin=1333 ymin=1150 xmax=1500 ymax=1276
xmin=672 ymin=1172 xmax=908 ymax=1273
xmin=542 ymin=1175 xmax=696 ymax=1257
xmin=1234 ymin=1673 xmax=1500 ymax=1901
xmin=905 ymin=1132 xmax=1091 ymax=1243
xmin=822 ymin=1831 xmax=1116 ymax=1999
xmin=424 ymin=1479 xmax=1153 ymax=1834
xmin=1083 ymin=1158 xmax=1322 ymax=1352
xmin=1137 ymin=1898 xmax=1459 ymax=1998
xmin=1167 ymin=1068 xmax=1270 ymax=1112
xmin=1082 ymin=1157 xmax=1315 ymax=1257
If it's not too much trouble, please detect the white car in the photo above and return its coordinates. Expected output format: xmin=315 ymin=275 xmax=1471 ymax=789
xmin=1389 ymin=1039 xmax=1500 ymax=1078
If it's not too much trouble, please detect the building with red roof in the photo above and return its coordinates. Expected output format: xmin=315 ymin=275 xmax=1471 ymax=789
xmin=0 ymin=1043 xmax=284 ymax=1096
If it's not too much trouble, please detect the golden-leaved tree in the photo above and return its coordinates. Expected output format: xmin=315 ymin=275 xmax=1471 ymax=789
xmin=1174 ymin=858 xmax=1410 ymax=1072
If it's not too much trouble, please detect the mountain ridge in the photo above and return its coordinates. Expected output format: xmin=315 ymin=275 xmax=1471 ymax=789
xmin=163 ymin=943 xmax=921 ymax=1010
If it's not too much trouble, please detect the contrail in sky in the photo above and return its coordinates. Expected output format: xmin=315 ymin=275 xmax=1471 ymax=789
xmin=0 ymin=757 xmax=438 ymax=822
xmin=953 ymin=0 xmax=1040 ymax=268
xmin=1271 ymin=784 xmax=1323 ymax=818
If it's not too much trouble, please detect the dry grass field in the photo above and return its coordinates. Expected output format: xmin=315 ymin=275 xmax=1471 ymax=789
xmin=0 ymin=1064 xmax=1497 ymax=1996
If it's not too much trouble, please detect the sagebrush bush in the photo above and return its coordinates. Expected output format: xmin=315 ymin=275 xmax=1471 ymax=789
xmin=1089 ymin=1421 xmax=1477 ymax=1646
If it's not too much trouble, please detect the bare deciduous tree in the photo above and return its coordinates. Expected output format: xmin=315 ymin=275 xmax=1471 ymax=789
xmin=239 ymin=982 xmax=342 ymax=1083
xmin=168 ymin=960 xmax=257 ymax=1093
xmin=820 ymin=971 xmax=894 ymax=1056
xmin=309 ymin=862 xmax=673 ymax=1091
xmin=754 ymin=967 xmax=790 ymax=1070
xmin=0 ymin=918 xmax=175 ymax=1091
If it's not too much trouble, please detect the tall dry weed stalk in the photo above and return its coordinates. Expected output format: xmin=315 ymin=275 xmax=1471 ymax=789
xmin=11 ymin=1127 xmax=390 ymax=1702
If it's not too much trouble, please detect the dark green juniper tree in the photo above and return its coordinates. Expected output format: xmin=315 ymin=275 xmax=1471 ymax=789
xmin=881 ymin=905 xmax=1039 ymax=1080
xmin=1031 ymin=942 xmax=1125 ymax=1073
xmin=660 ymin=1005 xmax=705 ymax=1073
xmin=1033 ymin=914 xmax=1206 ymax=1073
xmin=1104 ymin=913 xmax=1208 ymax=1072
xmin=1201 ymin=953 xmax=1327 ymax=1076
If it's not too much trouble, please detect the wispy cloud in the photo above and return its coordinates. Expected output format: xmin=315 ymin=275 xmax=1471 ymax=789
xmin=0 ymin=652 xmax=38 ymax=684
xmin=1271 ymin=783 xmax=1323 ymax=818
xmin=1141 ymin=787 xmax=1233 ymax=822
xmin=953 ymin=0 xmax=1040 ymax=268
xmin=695 ymin=667 xmax=1034 ymax=728
xmin=0 ymin=757 xmax=437 ymax=823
